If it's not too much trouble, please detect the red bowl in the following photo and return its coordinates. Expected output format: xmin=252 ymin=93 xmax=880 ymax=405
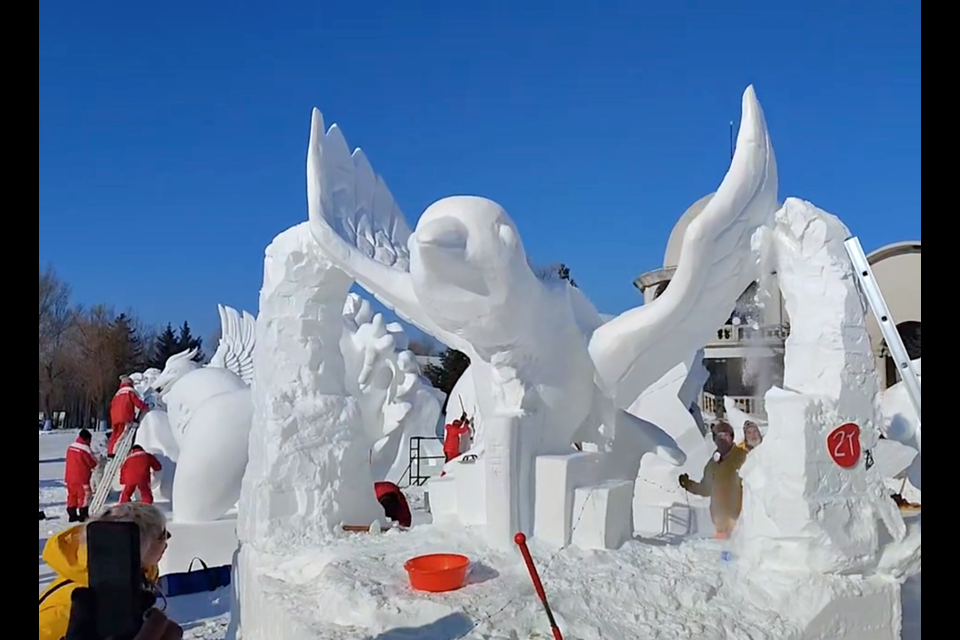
xmin=403 ymin=553 xmax=470 ymax=593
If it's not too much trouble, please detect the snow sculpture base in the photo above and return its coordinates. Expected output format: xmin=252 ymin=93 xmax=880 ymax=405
xmin=158 ymin=512 xmax=238 ymax=575
xmin=429 ymin=451 xmax=634 ymax=549
xmin=534 ymin=452 xmax=602 ymax=548
xmin=232 ymin=524 xmax=906 ymax=640
xmin=425 ymin=476 xmax=458 ymax=525
xmin=737 ymin=388 xmax=890 ymax=574
xmin=570 ymin=480 xmax=634 ymax=550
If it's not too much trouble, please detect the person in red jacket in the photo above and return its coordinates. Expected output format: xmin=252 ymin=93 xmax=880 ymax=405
xmin=443 ymin=413 xmax=472 ymax=462
xmin=119 ymin=445 xmax=162 ymax=504
xmin=64 ymin=429 xmax=98 ymax=522
xmin=374 ymin=481 xmax=411 ymax=528
xmin=108 ymin=377 xmax=149 ymax=457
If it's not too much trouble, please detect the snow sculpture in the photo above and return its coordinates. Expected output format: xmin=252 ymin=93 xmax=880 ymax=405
xmin=880 ymin=360 xmax=921 ymax=495
xmin=304 ymin=85 xmax=776 ymax=547
xmin=340 ymin=292 xmax=444 ymax=482
xmin=735 ymin=198 xmax=907 ymax=574
xmin=149 ymin=305 xmax=257 ymax=522
xmin=238 ymin=224 xmax=386 ymax=554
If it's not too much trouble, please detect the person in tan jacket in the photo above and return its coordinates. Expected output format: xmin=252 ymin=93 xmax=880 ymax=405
xmin=679 ymin=421 xmax=748 ymax=538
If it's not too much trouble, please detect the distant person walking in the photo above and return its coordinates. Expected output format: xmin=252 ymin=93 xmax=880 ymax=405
xmin=679 ymin=421 xmax=748 ymax=538
xmin=108 ymin=377 xmax=148 ymax=458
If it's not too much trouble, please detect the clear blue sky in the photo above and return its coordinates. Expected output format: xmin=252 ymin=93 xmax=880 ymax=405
xmin=39 ymin=1 xmax=921 ymax=343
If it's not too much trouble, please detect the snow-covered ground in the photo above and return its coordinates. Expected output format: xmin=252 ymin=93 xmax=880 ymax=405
xmin=40 ymin=429 xmax=920 ymax=639
xmin=39 ymin=430 xmax=230 ymax=639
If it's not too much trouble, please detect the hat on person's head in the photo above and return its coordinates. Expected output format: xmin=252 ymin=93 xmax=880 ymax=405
xmin=713 ymin=421 xmax=734 ymax=436
xmin=78 ymin=428 xmax=92 ymax=441
xmin=743 ymin=420 xmax=759 ymax=431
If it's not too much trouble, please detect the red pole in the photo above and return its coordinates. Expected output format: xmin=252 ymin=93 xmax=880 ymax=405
xmin=514 ymin=532 xmax=564 ymax=640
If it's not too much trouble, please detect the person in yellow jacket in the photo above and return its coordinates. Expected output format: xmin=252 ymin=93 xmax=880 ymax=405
xmin=39 ymin=502 xmax=169 ymax=640
xmin=738 ymin=420 xmax=763 ymax=452
xmin=679 ymin=421 xmax=748 ymax=538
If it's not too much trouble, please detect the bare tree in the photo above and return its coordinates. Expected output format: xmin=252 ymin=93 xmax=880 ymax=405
xmin=39 ymin=266 xmax=77 ymax=418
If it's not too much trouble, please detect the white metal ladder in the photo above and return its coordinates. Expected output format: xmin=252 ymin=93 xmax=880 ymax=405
xmin=843 ymin=237 xmax=921 ymax=448
xmin=89 ymin=424 xmax=139 ymax=516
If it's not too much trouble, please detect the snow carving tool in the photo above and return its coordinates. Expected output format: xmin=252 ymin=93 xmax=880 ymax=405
xmin=89 ymin=424 xmax=139 ymax=516
xmin=514 ymin=532 xmax=564 ymax=640
xmin=844 ymin=237 xmax=921 ymax=443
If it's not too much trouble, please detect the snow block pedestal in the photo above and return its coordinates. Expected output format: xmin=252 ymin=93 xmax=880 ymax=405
xmin=425 ymin=475 xmax=458 ymax=524
xmin=533 ymin=452 xmax=602 ymax=547
xmin=158 ymin=512 xmax=238 ymax=575
xmin=571 ymin=480 xmax=634 ymax=550
xmin=455 ymin=459 xmax=488 ymax=526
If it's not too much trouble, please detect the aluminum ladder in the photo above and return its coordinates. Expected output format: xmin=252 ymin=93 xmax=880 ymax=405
xmin=843 ymin=237 xmax=921 ymax=448
xmin=89 ymin=424 xmax=139 ymax=516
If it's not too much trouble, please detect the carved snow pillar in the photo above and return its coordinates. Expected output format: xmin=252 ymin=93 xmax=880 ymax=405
xmin=735 ymin=198 xmax=905 ymax=574
xmin=238 ymin=222 xmax=383 ymax=552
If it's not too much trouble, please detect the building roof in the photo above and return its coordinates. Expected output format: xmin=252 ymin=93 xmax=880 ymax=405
xmin=663 ymin=193 xmax=715 ymax=268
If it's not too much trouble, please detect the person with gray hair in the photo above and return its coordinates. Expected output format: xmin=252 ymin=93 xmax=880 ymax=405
xmin=40 ymin=503 xmax=172 ymax=640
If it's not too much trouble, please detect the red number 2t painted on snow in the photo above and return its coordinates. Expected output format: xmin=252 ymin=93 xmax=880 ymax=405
xmin=827 ymin=423 xmax=861 ymax=468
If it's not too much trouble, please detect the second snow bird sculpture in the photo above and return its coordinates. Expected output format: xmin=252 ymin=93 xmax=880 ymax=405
xmin=306 ymin=86 xmax=778 ymax=544
xmin=151 ymin=304 xmax=257 ymax=522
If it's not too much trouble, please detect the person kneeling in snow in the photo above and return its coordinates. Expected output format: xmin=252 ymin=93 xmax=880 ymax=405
xmin=679 ymin=421 xmax=748 ymax=538
xmin=375 ymin=481 xmax=412 ymax=528
xmin=120 ymin=445 xmax=162 ymax=504
xmin=64 ymin=429 xmax=98 ymax=523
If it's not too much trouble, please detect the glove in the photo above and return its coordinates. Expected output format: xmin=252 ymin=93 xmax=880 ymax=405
xmin=678 ymin=473 xmax=690 ymax=490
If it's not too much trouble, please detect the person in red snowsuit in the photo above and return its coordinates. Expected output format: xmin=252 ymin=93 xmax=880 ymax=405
xmin=374 ymin=481 xmax=411 ymax=528
xmin=443 ymin=413 xmax=472 ymax=462
xmin=119 ymin=445 xmax=162 ymax=504
xmin=64 ymin=429 xmax=98 ymax=522
xmin=108 ymin=377 xmax=148 ymax=457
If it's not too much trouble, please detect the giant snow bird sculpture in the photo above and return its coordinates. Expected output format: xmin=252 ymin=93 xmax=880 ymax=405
xmin=305 ymin=85 xmax=779 ymax=543
xmin=151 ymin=304 xmax=257 ymax=522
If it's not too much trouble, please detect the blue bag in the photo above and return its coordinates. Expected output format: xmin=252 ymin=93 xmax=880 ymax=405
xmin=159 ymin=557 xmax=231 ymax=598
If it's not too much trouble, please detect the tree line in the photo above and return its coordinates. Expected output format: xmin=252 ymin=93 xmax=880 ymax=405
xmin=39 ymin=265 xmax=205 ymax=429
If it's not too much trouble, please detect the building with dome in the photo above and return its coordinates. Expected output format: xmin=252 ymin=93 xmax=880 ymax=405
xmin=634 ymin=195 xmax=920 ymax=421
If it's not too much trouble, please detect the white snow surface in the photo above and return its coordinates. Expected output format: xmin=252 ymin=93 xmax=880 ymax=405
xmin=41 ymin=430 xmax=920 ymax=639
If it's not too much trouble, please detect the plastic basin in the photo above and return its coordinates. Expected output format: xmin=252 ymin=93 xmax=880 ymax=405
xmin=404 ymin=553 xmax=470 ymax=593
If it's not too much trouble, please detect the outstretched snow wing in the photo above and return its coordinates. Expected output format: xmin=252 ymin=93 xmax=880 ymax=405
xmin=208 ymin=304 xmax=256 ymax=385
xmin=305 ymin=109 xmax=470 ymax=354
xmin=590 ymin=86 xmax=779 ymax=407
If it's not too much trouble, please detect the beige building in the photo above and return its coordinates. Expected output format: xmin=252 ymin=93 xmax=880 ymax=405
xmin=634 ymin=194 xmax=920 ymax=420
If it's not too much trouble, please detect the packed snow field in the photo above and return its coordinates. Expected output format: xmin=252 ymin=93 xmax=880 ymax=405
xmin=40 ymin=429 xmax=920 ymax=639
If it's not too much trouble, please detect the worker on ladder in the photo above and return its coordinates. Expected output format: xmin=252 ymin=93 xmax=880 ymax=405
xmin=108 ymin=376 xmax=148 ymax=458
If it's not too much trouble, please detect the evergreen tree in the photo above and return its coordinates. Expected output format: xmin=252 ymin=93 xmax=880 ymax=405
xmin=175 ymin=321 xmax=204 ymax=362
xmin=149 ymin=324 xmax=180 ymax=369
xmin=112 ymin=313 xmax=146 ymax=374
xmin=423 ymin=348 xmax=471 ymax=413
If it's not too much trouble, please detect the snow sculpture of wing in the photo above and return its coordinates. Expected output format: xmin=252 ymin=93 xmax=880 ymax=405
xmin=590 ymin=86 xmax=779 ymax=406
xmin=207 ymin=304 xmax=256 ymax=385
xmin=305 ymin=109 xmax=473 ymax=356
